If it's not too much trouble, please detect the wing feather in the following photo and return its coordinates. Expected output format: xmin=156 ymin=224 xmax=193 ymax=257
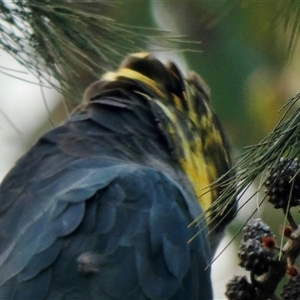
xmin=0 ymin=114 xmax=213 ymax=300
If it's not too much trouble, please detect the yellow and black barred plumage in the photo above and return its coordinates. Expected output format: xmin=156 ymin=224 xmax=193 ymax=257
xmin=0 ymin=53 xmax=235 ymax=299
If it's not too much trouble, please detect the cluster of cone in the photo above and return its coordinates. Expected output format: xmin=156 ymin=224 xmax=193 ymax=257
xmin=225 ymin=157 xmax=300 ymax=300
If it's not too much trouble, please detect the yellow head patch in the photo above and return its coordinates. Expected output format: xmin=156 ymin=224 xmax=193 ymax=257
xmin=98 ymin=53 xmax=233 ymax=220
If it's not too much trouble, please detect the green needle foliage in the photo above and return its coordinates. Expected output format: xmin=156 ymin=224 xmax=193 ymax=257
xmin=275 ymin=0 xmax=300 ymax=57
xmin=0 ymin=0 xmax=184 ymax=102
xmin=206 ymin=92 xmax=300 ymax=236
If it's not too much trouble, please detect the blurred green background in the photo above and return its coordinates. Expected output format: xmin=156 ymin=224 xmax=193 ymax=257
xmin=1 ymin=1 xmax=300 ymax=299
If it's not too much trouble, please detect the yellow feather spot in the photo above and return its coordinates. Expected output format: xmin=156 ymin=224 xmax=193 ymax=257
xmin=156 ymin=99 xmax=217 ymax=217
xmin=179 ymin=141 xmax=217 ymax=214
xmin=129 ymin=52 xmax=150 ymax=59
xmin=116 ymin=68 xmax=166 ymax=99
xmin=172 ymin=94 xmax=183 ymax=112
xmin=102 ymin=71 xmax=117 ymax=81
